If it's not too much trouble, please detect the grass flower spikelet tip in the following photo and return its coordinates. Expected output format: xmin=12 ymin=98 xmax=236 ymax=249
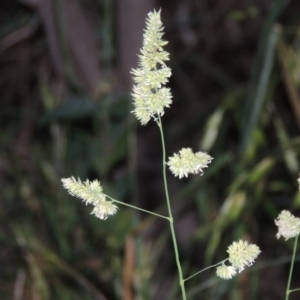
xmin=61 ymin=177 xmax=118 ymax=220
xmin=227 ymin=240 xmax=261 ymax=273
xmin=275 ymin=210 xmax=300 ymax=241
xmin=131 ymin=10 xmax=172 ymax=125
xmin=167 ymin=148 xmax=213 ymax=179
xmin=216 ymin=263 xmax=237 ymax=279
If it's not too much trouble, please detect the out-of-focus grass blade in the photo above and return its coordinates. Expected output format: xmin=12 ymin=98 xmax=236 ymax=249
xmin=292 ymin=192 xmax=300 ymax=209
xmin=102 ymin=0 xmax=115 ymax=67
xmin=242 ymin=128 xmax=266 ymax=164
xmin=200 ymin=89 xmax=242 ymax=152
xmin=241 ymin=26 xmax=279 ymax=153
xmin=218 ymin=192 xmax=246 ymax=227
xmin=25 ymin=252 xmax=50 ymax=300
xmin=228 ymin=158 xmax=274 ymax=201
xmin=205 ymin=192 xmax=246 ymax=264
xmin=13 ymin=225 xmax=50 ymax=300
xmin=133 ymin=242 xmax=155 ymax=300
xmin=273 ymin=115 xmax=299 ymax=174
xmin=228 ymin=171 xmax=249 ymax=194
xmin=200 ymin=107 xmax=224 ymax=152
xmin=51 ymin=0 xmax=102 ymax=94
xmin=243 ymin=0 xmax=290 ymax=134
xmin=204 ymin=228 xmax=221 ymax=265
xmin=247 ymin=158 xmax=275 ymax=184
xmin=14 ymin=224 xmax=109 ymax=300
xmin=227 ymin=5 xmax=258 ymax=22
xmin=277 ymin=30 xmax=300 ymax=129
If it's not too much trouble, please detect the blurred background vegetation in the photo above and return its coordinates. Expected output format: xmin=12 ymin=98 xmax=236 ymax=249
xmin=1 ymin=0 xmax=300 ymax=299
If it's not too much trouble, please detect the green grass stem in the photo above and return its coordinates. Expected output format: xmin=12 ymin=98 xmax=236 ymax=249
xmin=285 ymin=235 xmax=299 ymax=300
xmin=106 ymin=195 xmax=170 ymax=220
xmin=156 ymin=116 xmax=187 ymax=300
xmin=184 ymin=259 xmax=228 ymax=282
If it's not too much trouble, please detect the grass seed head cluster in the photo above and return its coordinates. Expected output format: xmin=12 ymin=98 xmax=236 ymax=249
xmin=61 ymin=9 xmax=300 ymax=300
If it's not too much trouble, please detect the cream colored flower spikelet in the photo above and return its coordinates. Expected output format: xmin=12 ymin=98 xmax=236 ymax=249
xmin=167 ymin=148 xmax=213 ymax=179
xmin=91 ymin=201 xmax=118 ymax=220
xmin=216 ymin=264 xmax=237 ymax=279
xmin=227 ymin=240 xmax=261 ymax=272
xmin=275 ymin=210 xmax=300 ymax=241
xmin=61 ymin=177 xmax=118 ymax=220
xmin=131 ymin=10 xmax=172 ymax=125
xmin=61 ymin=177 xmax=105 ymax=205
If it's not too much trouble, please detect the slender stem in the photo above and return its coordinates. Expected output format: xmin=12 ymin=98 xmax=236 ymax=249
xmin=285 ymin=235 xmax=299 ymax=300
xmin=105 ymin=195 xmax=170 ymax=220
xmin=184 ymin=259 xmax=228 ymax=282
xmin=289 ymin=287 xmax=300 ymax=293
xmin=156 ymin=116 xmax=187 ymax=300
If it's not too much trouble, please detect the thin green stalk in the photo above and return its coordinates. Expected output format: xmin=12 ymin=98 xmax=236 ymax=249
xmin=156 ymin=116 xmax=187 ymax=300
xmin=184 ymin=259 xmax=228 ymax=282
xmin=285 ymin=235 xmax=299 ymax=300
xmin=106 ymin=195 xmax=170 ymax=220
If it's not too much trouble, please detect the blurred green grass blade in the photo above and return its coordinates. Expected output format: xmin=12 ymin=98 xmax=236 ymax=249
xmin=292 ymin=192 xmax=300 ymax=209
xmin=276 ymin=29 xmax=300 ymax=129
xmin=26 ymin=252 xmax=50 ymax=300
xmin=12 ymin=222 xmax=107 ymax=300
xmin=13 ymin=225 xmax=50 ymax=299
xmin=268 ymin=180 xmax=291 ymax=192
xmin=201 ymin=88 xmax=243 ymax=152
xmin=248 ymin=158 xmax=275 ymax=184
xmin=53 ymin=0 xmax=82 ymax=93
xmin=102 ymin=0 xmax=115 ymax=66
xmin=40 ymin=195 xmax=71 ymax=258
xmin=134 ymin=242 xmax=155 ymax=300
xmin=205 ymin=228 xmax=221 ymax=265
xmin=249 ymin=271 xmax=260 ymax=300
xmin=195 ymin=189 xmax=209 ymax=225
xmin=228 ymin=171 xmax=248 ymax=193
xmin=273 ymin=115 xmax=299 ymax=174
xmin=241 ymin=26 xmax=279 ymax=152
xmin=243 ymin=0 xmax=290 ymax=120
xmin=200 ymin=107 xmax=224 ymax=151
xmin=218 ymin=192 xmax=246 ymax=227
xmin=204 ymin=192 xmax=246 ymax=264
xmin=242 ymin=128 xmax=266 ymax=164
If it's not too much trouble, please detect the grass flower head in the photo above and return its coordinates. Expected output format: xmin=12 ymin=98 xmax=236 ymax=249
xmin=167 ymin=148 xmax=213 ymax=179
xmin=275 ymin=210 xmax=300 ymax=241
xmin=216 ymin=263 xmax=237 ymax=280
xmin=61 ymin=177 xmax=118 ymax=220
xmin=227 ymin=240 xmax=261 ymax=272
xmin=131 ymin=10 xmax=172 ymax=125
xmin=91 ymin=201 xmax=118 ymax=220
